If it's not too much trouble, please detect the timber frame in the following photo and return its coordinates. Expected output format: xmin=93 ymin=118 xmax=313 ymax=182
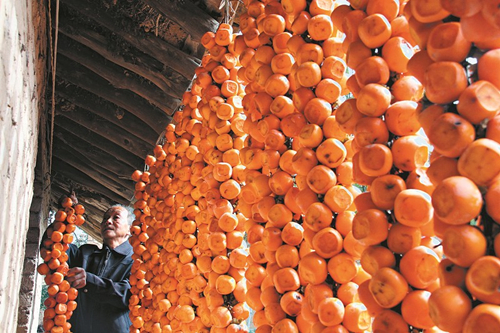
xmin=46 ymin=0 xmax=240 ymax=240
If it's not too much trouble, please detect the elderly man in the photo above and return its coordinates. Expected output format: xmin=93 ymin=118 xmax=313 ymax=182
xmin=64 ymin=204 xmax=134 ymax=333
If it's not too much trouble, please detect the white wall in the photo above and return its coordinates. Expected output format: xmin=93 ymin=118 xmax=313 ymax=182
xmin=0 ymin=0 xmax=42 ymax=331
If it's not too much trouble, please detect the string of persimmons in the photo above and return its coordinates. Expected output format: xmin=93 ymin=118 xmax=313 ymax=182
xmin=40 ymin=0 xmax=500 ymax=332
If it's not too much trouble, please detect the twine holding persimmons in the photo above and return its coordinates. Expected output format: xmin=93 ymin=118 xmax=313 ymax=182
xmin=37 ymin=193 xmax=85 ymax=333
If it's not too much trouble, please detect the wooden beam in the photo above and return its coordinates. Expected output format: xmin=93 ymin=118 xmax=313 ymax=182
xmin=61 ymin=0 xmax=200 ymax=79
xmin=53 ymin=118 xmax=145 ymax=167
xmin=57 ymin=34 xmax=180 ymax=113
xmin=55 ymin=82 xmax=159 ymax=145
xmin=52 ymin=156 xmax=131 ymax=203
xmin=53 ymin=137 xmax=135 ymax=191
xmin=58 ymin=20 xmax=187 ymax=99
xmin=52 ymin=145 xmax=134 ymax=199
xmin=53 ymin=128 xmax=139 ymax=178
xmin=55 ymin=103 xmax=152 ymax=160
xmin=142 ymin=0 xmax=218 ymax=41
xmin=56 ymin=54 xmax=169 ymax=134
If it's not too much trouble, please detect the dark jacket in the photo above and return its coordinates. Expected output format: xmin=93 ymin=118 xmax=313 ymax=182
xmin=67 ymin=241 xmax=133 ymax=333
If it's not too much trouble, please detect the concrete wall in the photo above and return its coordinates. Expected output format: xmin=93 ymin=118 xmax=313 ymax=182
xmin=0 ymin=0 xmax=47 ymax=332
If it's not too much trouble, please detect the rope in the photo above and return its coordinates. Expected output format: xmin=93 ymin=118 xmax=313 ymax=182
xmin=49 ymin=0 xmax=60 ymax=173
xmin=225 ymin=0 xmax=230 ymax=24
xmin=229 ymin=1 xmax=240 ymax=27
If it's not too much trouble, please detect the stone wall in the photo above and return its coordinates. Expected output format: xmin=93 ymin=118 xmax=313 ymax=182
xmin=0 ymin=0 xmax=47 ymax=332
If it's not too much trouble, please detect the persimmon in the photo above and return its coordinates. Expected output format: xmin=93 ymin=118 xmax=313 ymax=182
xmin=272 ymin=31 xmax=292 ymax=54
xmin=478 ymin=48 xmax=500 ymax=89
xmin=298 ymin=123 xmax=323 ymax=149
xmin=387 ymin=222 xmax=422 ymax=254
xmin=427 ymin=22 xmax=471 ymax=63
xmin=410 ymin=0 xmax=450 ymax=23
xmin=458 ymin=138 xmax=500 ymax=187
xmin=273 ymin=318 xmax=299 ymax=333
xmin=461 ymin=11 xmax=500 ymax=47
xmin=336 ymin=282 xmax=360 ymax=306
xmin=463 ymin=303 xmax=500 ymax=333
xmin=262 ymin=14 xmax=286 ymax=36
xmin=400 ymin=290 xmax=435 ymax=329
xmin=342 ymin=302 xmax=371 ymax=332
xmin=315 ymin=79 xmax=342 ymax=104
xmin=369 ymin=174 xmax=406 ymax=210
xmin=442 ymin=224 xmax=487 ymax=268
xmin=342 ymin=9 xmax=367 ymax=42
xmin=392 ymin=135 xmax=429 ymax=172
xmin=306 ymin=165 xmax=337 ymax=194
xmin=372 ymin=309 xmax=409 ymax=333
xmin=275 ymin=244 xmax=300 ymax=268
xmin=355 ymin=56 xmax=390 ymax=87
xmin=312 ymin=227 xmax=343 ymax=258
xmin=303 ymin=98 xmax=332 ymax=126
xmin=350 ymin=282 xmax=377 ymax=319
xmin=399 ymin=245 xmax=440 ymax=289
xmin=394 ymin=189 xmax=433 ymax=227
xmin=356 ymin=84 xmax=391 ymax=117
xmin=335 ymin=99 xmax=365 ymax=134
xmin=486 ymin=178 xmax=500 ymax=223
xmin=323 ymin=185 xmax=354 ymax=213
xmin=264 ymin=302 xmax=287 ymax=325
xmin=271 ymin=53 xmax=295 ymax=77
xmin=428 ymin=112 xmax=475 ymax=158
xmin=385 ymin=100 xmax=422 ymax=136
xmin=392 ymin=75 xmax=424 ymax=102
xmin=298 ymin=252 xmax=328 ymax=285
xmin=280 ymin=113 xmax=307 ymax=138
xmin=308 ymin=14 xmax=334 ymax=41
xmin=426 ymin=155 xmax=459 ymax=186
xmin=465 ymin=255 xmax=500 ymax=305
xmin=309 ymin=0 xmax=335 ymax=15
xmin=331 ymin=4 xmax=352 ymax=30
xmin=369 ymin=267 xmax=409 ymax=308
xmin=432 ymin=176 xmax=483 ymax=225
xmin=246 ymin=286 xmax=264 ymax=311
xmin=255 ymin=325 xmax=272 ymax=333
xmin=211 ymin=306 xmax=232 ymax=328
xmin=358 ymin=14 xmax=392 ymax=48
xmin=438 ymin=257 xmax=467 ymax=289
xmin=352 ymin=208 xmax=389 ymax=246
xmin=327 ymin=252 xmax=358 ymax=284
xmin=367 ymin=0 xmax=400 ymax=21
xmin=295 ymin=62 xmax=322 ymax=88
xmin=265 ymin=74 xmax=290 ymax=98
xmin=407 ymin=49 xmax=435 ymax=83
xmin=424 ymin=61 xmax=468 ymax=104
xmin=305 ymin=283 xmax=334 ymax=315
xmin=357 ymin=143 xmax=393 ymax=177
xmin=440 ymin=0 xmax=482 ymax=18
xmin=317 ymin=297 xmax=345 ymax=327
xmin=353 ymin=117 xmax=389 ymax=148
xmin=304 ymin=202 xmax=333 ymax=231
xmin=280 ymin=291 xmax=303 ymax=317
xmin=291 ymin=10 xmax=312 ymax=35
xmin=280 ymin=222 xmax=303 ymax=247
xmin=486 ymin=116 xmax=500 ymax=146
xmin=322 ymin=56 xmax=347 ymax=83
xmin=428 ymin=285 xmax=472 ymax=332
xmin=215 ymin=275 xmax=236 ymax=295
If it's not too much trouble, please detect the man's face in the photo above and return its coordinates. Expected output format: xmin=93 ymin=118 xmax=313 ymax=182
xmin=100 ymin=207 xmax=130 ymax=243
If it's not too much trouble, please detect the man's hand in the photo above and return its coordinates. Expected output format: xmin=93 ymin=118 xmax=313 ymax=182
xmin=67 ymin=267 xmax=87 ymax=289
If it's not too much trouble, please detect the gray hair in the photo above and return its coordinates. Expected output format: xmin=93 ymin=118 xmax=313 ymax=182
xmin=106 ymin=204 xmax=135 ymax=225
